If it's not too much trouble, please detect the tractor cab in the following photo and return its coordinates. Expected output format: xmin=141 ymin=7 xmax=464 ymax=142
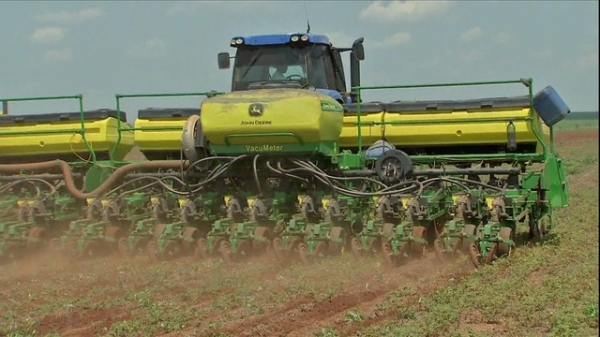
xmin=217 ymin=33 xmax=365 ymax=103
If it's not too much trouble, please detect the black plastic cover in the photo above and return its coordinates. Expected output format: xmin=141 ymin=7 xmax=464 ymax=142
xmin=0 ymin=108 xmax=127 ymax=125
xmin=343 ymin=102 xmax=385 ymax=114
xmin=385 ymin=95 xmax=530 ymax=113
xmin=138 ymin=108 xmax=200 ymax=119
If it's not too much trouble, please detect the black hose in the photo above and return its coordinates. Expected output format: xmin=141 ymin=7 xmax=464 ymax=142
xmin=187 ymin=155 xmax=249 ymax=194
xmin=295 ymin=159 xmax=388 ymax=189
xmin=442 ymin=176 xmax=506 ymax=192
xmin=293 ymin=159 xmax=423 ymax=196
xmin=417 ymin=177 xmax=471 ymax=195
xmin=279 ymin=160 xmax=423 ymax=198
xmin=102 ymin=153 xmax=510 ymax=200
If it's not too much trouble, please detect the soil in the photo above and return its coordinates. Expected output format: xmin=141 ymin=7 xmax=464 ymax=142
xmin=554 ymin=128 xmax=597 ymax=145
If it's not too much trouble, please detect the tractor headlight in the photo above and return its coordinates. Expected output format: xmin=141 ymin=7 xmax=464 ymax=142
xmin=290 ymin=35 xmax=309 ymax=43
xmin=230 ymin=38 xmax=244 ymax=46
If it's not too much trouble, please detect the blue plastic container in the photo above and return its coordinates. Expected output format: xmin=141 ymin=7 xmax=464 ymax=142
xmin=533 ymin=85 xmax=570 ymax=127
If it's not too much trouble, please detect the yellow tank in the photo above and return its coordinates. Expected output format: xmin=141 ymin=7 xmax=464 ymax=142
xmin=201 ymin=89 xmax=343 ymax=147
xmin=381 ymin=96 xmax=548 ymax=151
xmin=339 ymin=102 xmax=385 ymax=148
xmin=0 ymin=109 xmax=134 ymax=162
xmin=133 ymin=108 xmax=198 ymax=160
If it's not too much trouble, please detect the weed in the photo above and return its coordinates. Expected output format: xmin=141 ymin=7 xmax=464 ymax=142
xmin=315 ymin=326 xmax=339 ymax=337
xmin=345 ymin=309 xmax=364 ymax=323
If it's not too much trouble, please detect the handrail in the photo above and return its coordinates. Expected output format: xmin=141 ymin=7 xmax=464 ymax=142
xmin=350 ymin=78 xmax=551 ymax=159
xmin=112 ymin=90 xmax=225 ymax=160
xmin=0 ymin=94 xmax=97 ymax=162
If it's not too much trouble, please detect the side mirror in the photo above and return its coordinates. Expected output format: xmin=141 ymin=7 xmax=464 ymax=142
xmin=218 ymin=52 xmax=231 ymax=69
xmin=352 ymin=37 xmax=365 ymax=61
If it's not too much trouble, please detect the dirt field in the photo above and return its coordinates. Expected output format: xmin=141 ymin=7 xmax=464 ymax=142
xmin=0 ymin=129 xmax=598 ymax=337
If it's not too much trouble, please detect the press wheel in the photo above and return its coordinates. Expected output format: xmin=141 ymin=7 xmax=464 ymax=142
xmin=314 ymin=241 xmax=328 ymax=259
xmin=162 ymin=240 xmax=180 ymax=260
xmin=297 ymin=242 xmax=310 ymax=264
xmin=271 ymin=237 xmax=286 ymax=261
xmin=497 ymin=227 xmax=514 ymax=257
xmin=433 ymin=238 xmax=447 ymax=262
xmin=485 ymin=243 xmax=498 ymax=265
xmin=381 ymin=239 xmax=401 ymax=267
xmin=195 ymin=238 xmax=209 ymax=259
xmin=469 ymin=242 xmax=482 ymax=268
xmin=26 ymin=227 xmax=48 ymax=252
xmin=219 ymin=240 xmax=233 ymax=263
xmin=350 ymin=237 xmax=363 ymax=260
xmin=410 ymin=226 xmax=427 ymax=257
xmin=462 ymin=224 xmax=477 ymax=252
xmin=146 ymin=239 xmax=160 ymax=261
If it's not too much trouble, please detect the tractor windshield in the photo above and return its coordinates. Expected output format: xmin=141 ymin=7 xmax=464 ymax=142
xmin=231 ymin=44 xmax=333 ymax=91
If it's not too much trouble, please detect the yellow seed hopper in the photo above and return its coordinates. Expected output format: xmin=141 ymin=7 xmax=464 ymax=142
xmin=0 ymin=109 xmax=134 ymax=163
xmin=340 ymin=95 xmax=550 ymax=155
xmin=133 ymin=108 xmax=199 ymax=160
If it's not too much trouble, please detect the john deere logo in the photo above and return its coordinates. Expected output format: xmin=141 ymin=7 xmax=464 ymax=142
xmin=248 ymin=103 xmax=264 ymax=117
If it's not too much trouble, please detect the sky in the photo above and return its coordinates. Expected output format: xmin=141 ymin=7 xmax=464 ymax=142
xmin=1 ymin=0 xmax=598 ymax=119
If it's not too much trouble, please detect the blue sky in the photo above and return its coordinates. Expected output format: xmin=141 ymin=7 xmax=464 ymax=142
xmin=1 ymin=0 xmax=598 ymax=119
